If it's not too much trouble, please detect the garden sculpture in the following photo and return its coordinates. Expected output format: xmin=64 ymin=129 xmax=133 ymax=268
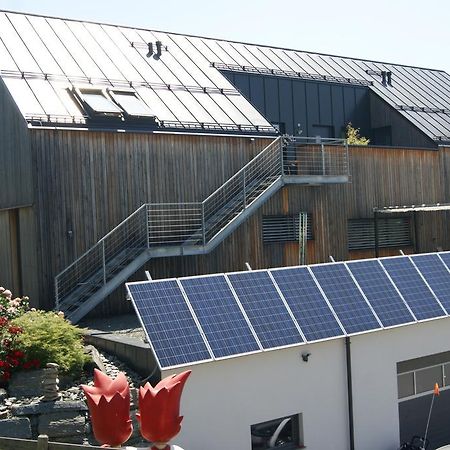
xmin=81 ymin=369 xmax=191 ymax=449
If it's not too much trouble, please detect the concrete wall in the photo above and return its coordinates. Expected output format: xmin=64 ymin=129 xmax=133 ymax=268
xmin=162 ymin=317 xmax=450 ymax=450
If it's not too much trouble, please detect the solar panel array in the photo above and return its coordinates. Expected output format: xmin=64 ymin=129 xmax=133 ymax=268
xmin=127 ymin=252 xmax=450 ymax=370
xmin=0 ymin=10 xmax=449 ymax=140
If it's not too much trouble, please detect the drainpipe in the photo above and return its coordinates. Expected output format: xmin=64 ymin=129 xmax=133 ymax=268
xmin=346 ymin=336 xmax=355 ymax=450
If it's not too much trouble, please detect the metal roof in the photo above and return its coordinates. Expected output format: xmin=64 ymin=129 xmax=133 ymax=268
xmin=0 ymin=10 xmax=449 ymax=140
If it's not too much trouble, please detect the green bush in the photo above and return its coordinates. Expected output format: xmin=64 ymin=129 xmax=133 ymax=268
xmin=12 ymin=311 xmax=89 ymax=377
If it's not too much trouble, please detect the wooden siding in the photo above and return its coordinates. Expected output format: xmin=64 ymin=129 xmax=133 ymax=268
xmin=29 ymin=130 xmax=450 ymax=314
xmin=31 ymin=130 xmax=271 ymax=309
xmin=0 ymin=78 xmax=33 ymax=209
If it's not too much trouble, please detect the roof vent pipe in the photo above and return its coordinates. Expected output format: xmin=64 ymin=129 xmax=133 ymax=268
xmin=155 ymin=41 xmax=162 ymax=58
xmin=146 ymin=42 xmax=154 ymax=58
xmin=387 ymin=71 xmax=392 ymax=86
xmin=381 ymin=71 xmax=387 ymax=85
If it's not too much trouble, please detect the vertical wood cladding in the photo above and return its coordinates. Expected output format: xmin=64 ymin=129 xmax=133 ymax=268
xmin=0 ymin=78 xmax=33 ymax=209
xmin=30 ymin=129 xmax=450 ymax=313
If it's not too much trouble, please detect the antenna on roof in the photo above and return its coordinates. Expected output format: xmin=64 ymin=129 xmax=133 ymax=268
xmin=155 ymin=41 xmax=162 ymax=59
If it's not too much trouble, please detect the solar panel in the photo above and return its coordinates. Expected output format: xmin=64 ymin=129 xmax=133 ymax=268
xmin=270 ymin=267 xmax=344 ymax=341
xmin=410 ymin=254 xmax=450 ymax=313
xmin=180 ymin=275 xmax=261 ymax=358
xmin=310 ymin=263 xmax=381 ymax=334
xmin=379 ymin=257 xmax=446 ymax=320
xmin=439 ymin=252 xmax=450 ymax=270
xmin=346 ymin=260 xmax=415 ymax=327
xmin=227 ymin=271 xmax=303 ymax=349
xmin=127 ymin=280 xmax=212 ymax=369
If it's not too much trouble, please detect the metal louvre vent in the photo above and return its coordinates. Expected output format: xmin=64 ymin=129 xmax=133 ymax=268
xmin=262 ymin=214 xmax=313 ymax=243
xmin=348 ymin=217 xmax=411 ymax=250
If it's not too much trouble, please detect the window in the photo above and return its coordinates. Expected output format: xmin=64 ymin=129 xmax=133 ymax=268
xmin=397 ymin=351 xmax=450 ymax=399
xmin=348 ymin=217 xmax=411 ymax=250
xmin=262 ymin=214 xmax=313 ymax=243
xmin=251 ymin=414 xmax=304 ymax=449
xmin=108 ymin=89 xmax=156 ymax=118
xmin=73 ymin=87 xmax=122 ymax=116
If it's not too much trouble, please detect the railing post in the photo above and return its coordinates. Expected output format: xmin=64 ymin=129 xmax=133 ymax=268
xmin=321 ymin=142 xmax=326 ymax=176
xmin=345 ymin=140 xmax=350 ymax=177
xmin=280 ymin=137 xmax=284 ymax=175
xmin=102 ymin=240 xmax=106 ymax=285
xmin=242 ymin=169 xmax=247 ymax=209
xmin=202 ymin=202 xmax=206 ymax=246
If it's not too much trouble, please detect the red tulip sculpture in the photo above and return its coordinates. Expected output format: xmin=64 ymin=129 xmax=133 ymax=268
xmin=137 ymin=370 xmax=191 ymax=450
xmin=81 ymin=369 xmax=133 ymax=447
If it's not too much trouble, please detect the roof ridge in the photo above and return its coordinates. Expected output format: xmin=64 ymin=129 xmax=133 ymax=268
xmin=0 ymin=8 xmax=446 ymax=74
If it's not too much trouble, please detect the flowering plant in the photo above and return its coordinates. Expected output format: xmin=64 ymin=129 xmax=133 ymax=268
xmin=0 ymin=287 xmax=38 ymax=383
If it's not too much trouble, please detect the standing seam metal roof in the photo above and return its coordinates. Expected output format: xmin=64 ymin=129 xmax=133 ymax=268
xmin=0 ymin=10 xmax=449 ymax=140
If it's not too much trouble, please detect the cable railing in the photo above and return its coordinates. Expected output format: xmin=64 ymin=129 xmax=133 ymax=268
xmin=55 ymin=136 xmax=350 ymax=312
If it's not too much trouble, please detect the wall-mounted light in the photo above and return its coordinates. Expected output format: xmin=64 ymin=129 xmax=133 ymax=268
xmin=301 ymin=352 xmax=311 ymax=362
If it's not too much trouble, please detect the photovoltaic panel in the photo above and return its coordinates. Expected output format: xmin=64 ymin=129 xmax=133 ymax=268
xmin=411 ymin=254 xmax=450 ymax=314
xmin=346 ymin=260 xmax=415 ymax=327
xmin=270 ymin=267 xmax=344 ymax=341
xmin=439 ymin=252 xmax=450 ymax=270
xmin=127 ymin=280 xmax=212 ymax=369
xmin=180 ymin=275 xmax=260 ymax=358
xmin=227 ymin=271 xmax=303 ymax=349
xmin=379 ymin=257 xmax=446 ymax=320
xmin=310 ymin=263 xmax=381 ymax=334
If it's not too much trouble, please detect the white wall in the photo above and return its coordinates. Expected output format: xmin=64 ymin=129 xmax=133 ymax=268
xmin=162 ymin=317 xmax=450 ymax=450
xmin=351 ymin=317 xmax=450 ymax=450
xmin=163 ymin=338 xmax=349 ymax=450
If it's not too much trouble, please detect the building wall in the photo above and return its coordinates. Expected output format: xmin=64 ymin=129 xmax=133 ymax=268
xmin=351 ymin=318 xmax=450 ymax=450
xmin=29 ymin=127 xmax=450 ymax=311
xmin=162 ymin=317 xmax=450 ymax=450
xmin=222 ymin=71 xmax=371 ymax=138
xmin=0 ymin=79 xmax=38 ymax=299
xmin=369 ymin=92 xmax=436 ymax=148
xmin=0 ymin=78 xmax=33 ymax=210
xmin=163 ymin=338 xmax=350 ymax=450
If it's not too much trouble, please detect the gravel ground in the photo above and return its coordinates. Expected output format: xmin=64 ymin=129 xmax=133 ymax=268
xmin=80 ymin=313 xmax=146 ymax=341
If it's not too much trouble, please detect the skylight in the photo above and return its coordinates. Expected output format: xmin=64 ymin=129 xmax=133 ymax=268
xmin=73 ymin=87 xmax=122 ymax=116
xmin=108 ymin=89 xmax=156 ymax=118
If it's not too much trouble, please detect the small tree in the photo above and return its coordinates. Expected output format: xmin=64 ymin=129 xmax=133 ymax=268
xmin=346 ymin=123 xmax=370 ymax=145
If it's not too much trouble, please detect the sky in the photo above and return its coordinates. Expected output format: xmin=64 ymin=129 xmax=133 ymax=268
xmin=0 ymin=0 xmax=448 ymax=73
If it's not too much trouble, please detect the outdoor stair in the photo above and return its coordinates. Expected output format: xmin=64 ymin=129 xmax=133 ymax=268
xmin=55 ymin=136 xmax=350 ymax=323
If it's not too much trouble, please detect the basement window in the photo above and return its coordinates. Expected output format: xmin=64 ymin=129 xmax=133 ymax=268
xmin=348 ymin=217 xmax=411 ymax=250
xmin=108 ymin=89 xmax=156 ymax=118
xmin=251 ymin=414 xmax=304 ymax=449
xmin=263 ymin=214 xmax=313 ymax=243
xmin=73 ymin=87 xmax=122 ymax=116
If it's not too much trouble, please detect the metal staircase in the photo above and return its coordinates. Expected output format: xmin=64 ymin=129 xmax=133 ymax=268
xmin=55 ymin=136 xmax=350 ymax=323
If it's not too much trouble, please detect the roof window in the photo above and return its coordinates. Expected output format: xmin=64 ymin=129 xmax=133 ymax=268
xmin=108 ymin=89 xmax=156 ymax=118
xmin=73 ymin=87 xmax=122 ymax=116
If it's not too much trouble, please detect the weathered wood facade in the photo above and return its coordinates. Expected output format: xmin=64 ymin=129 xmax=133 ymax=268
xmin=28 ymin=127 xmax=450 ymax=314
xmin=0 ymin=78 xmax=38 ymax=302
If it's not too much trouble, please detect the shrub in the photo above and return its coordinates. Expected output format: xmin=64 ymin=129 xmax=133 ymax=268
xmin=346 ymin=122 xmax=370 ymax=145
xmin=13 ymin=311 xmax=89 ymax=377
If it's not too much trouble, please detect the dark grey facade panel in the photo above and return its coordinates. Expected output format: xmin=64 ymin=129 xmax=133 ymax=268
xmin=264 ymin=76 xmax=280 ymax=124
xmin=279 ymin=78 xmax=294 ymax=135
xmin=248 ymin=76 xmax=265 ymax=116
xmin=318 ymin=83 xmax=332 ymax=126
xmin=292 ymin=81 xmax=308 ymax=136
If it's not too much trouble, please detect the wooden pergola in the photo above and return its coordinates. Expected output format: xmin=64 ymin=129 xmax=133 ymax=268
xmin=373 ymin=203 xmax=450 ymax=257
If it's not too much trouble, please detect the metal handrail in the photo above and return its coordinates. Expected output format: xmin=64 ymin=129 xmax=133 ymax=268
xmin=55 ymin=135 xmax=350 ymax=310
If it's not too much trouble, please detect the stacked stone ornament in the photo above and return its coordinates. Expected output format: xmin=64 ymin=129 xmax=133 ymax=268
xmin=41 ymin=363 xmax=60 ymax=402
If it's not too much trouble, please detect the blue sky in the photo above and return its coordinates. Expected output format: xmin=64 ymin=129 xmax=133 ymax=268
xmin=0 ymin=0 xmax=448 ymax=73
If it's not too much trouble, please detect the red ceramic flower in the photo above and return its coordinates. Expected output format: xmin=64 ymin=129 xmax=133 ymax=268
xmin=81 ymin=369 xmax=133 ymax=447
xmin=137 ymin=370 xmax=191 ymax=447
